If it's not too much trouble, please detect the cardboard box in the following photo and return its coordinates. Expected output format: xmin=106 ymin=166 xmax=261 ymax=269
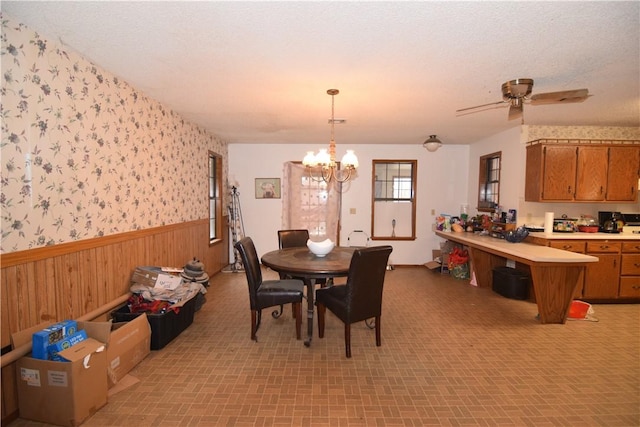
xmin=13 ymin=324 xmax=108 ymax=427
xmin=83 ymin=314 xmax=151 ymax=388
xmin=32 ymin=320 xmax=79 ymax=360
xmin=48 ymin=330 xmax=88 ymax=361
xmin=13 ymin=316 xmax=151 ymax=426
xmin=130 ymin=266 xmax=161 ymax=287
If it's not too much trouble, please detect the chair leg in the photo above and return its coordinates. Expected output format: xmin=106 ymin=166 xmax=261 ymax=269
xmin=294 ymin=302 xmax=302 ymax=340
xmin=317 ymin=303 xmax=326 ymax=338
xmin=375 ymin=316 xmax=381 ymax=347
xmin=345 ymin=323 xmax=351 ymax=358
xmin=251 ymin=310 xmax=258 ymax=341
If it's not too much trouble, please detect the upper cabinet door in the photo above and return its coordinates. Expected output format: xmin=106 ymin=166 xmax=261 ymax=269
xmin=574 ymin=146 xmax=608 ymax=201
xmin=541 ymin=145 xmax=577 ymax=201
xmin=606 ymin=146 xmax=640 ymax=202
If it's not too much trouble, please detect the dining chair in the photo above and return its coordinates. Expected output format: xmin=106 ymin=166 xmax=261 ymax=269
xmin=277 ymin=229 xmax=328 ymax=287
xmin=315 ymin=245 xmax=393 ymax=358
xmin=234 ymin=237 xmax=304 ymax=341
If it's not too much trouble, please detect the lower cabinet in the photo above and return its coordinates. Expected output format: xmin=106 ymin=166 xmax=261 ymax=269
xmin=620 ymin=242 xmax=640 ymax=298
xmin=531 ymin=237 xmax=640 ymax=301
xmin=583 ymin=241 xmax=621 ymax=299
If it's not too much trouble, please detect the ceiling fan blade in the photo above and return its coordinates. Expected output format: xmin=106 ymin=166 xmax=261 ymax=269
xmin=530 ymin=88 xmax=589 ymax=104
xmin=456 ymin=100 xmax=507 ymax=113
xmin=508 ymin=103 xmax=523 ymax=120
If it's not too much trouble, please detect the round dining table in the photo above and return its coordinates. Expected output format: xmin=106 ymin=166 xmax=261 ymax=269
xmin=261 ymin=246 xmax=355 ymax=346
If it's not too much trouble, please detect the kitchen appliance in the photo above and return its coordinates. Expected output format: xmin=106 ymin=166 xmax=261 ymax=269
xmin=598 ymin=211 xmax=622 ymax=233
xmin=622 ymin=213 xmax=640 ymax=235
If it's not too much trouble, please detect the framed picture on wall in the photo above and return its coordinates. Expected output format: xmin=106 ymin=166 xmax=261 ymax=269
xmin=255 ymin=178 xmax=281 ymax=199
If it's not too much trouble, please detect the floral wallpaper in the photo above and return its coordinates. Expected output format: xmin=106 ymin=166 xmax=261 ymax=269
xmin=524 ymin=125 xmax=640 ymax=143
xmin=1 ymin=14 xmax=228 ymax=253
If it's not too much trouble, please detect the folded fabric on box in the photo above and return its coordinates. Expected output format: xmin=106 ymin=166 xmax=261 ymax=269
xmin=130 ymin=281 xmax=206 ymax=307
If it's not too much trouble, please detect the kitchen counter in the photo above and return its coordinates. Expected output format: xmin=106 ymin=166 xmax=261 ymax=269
xmin=528 ymin=231 xmax=640 ymax=240
xmin=435 ymin=230 xmax=597 ymax=324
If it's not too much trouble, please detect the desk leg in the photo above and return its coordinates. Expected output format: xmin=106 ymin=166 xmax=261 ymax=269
xmin=304 ymin=279 xmax=316 ymax=347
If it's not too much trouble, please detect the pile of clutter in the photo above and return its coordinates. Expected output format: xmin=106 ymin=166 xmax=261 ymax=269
xmin=128 ymin=257 xmax=208 ymax=314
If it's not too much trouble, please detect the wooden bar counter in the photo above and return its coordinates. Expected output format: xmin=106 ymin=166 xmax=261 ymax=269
xmin=435 ymin=230 xmax=598 ymax=324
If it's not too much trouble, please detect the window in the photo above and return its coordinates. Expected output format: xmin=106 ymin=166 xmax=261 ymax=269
xmin=372 ymin=160 xmax=417 ymax=240
xmin=208 ymin=151 xmax=223 ymax=243
xmin=477 ymin=151 xmax=501 ymax=212
xmin=282 ymin=162 xmax=340 ymax=243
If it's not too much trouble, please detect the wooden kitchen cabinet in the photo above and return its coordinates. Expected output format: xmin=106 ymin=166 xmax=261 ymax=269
xmin=575 ymin=146 xmax=608 ymax=201
xmin=525 ymin=144 xmax=576 ymax=201
xmin=525 ymin=140 xmax=639 ymax=203
xmin=620 ymin=241 xmax=640 ymax=298
xmin=606 ymin=146 xmax=640 ymax=202
xmin=530 ymin=237 xmax=640 ymax=301
xmin=583 ymin=241 xmax=621 ymax=299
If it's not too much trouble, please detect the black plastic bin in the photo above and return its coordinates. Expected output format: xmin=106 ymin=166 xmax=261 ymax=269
xmin=112 ymin=296 xmax=196 ymax=350
xmin=492 ymin=266 xmax=530 ymax=300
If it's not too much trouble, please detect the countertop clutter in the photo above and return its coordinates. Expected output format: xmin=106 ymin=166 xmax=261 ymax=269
xmin=527 ymin=231 xmax=640 ymax=240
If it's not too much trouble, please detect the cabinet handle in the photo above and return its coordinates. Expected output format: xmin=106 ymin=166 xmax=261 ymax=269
xmin=634 ymin=263 xmax=640 ymax=268
xmin=600 ymin=245 xmax=609 ymax=250
xmin=563 ymin=245 xmax=571 ymax=250
xmin=567 ymin=185 xmax=572 ymax=194
xmin=633 ymin=285 xmax=640 ymax=290
xmin=600 ymin=186 xmax=604 ymax=195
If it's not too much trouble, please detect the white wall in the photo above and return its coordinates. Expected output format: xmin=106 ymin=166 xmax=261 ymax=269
xmin=467 ymin=126 xmax=524 ymax=219
xmin=229 ymin=143 xmax=470 ymax=265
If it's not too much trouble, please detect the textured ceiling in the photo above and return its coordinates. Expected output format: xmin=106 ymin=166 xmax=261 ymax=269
xmin=3 ymin=1 xmax=639 ymax=147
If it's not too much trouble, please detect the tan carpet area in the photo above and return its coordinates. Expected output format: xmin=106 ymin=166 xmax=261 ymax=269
xmin=10 ymin=266 xmax=640 ymax=426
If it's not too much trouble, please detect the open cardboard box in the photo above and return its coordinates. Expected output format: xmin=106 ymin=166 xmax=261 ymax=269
xmin=12 ymin=314 xmax=151 ymax=426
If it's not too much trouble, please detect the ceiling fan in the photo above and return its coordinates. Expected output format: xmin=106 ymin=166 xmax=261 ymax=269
xmin=456 ymin=78 xmax=589 ymax=121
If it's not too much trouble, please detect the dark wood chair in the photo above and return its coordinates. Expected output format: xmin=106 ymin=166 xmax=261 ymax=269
xmin=234 ymin=237 xmax=304 ymax=341
xmin=315 ymin=245 xmax=393 ymax=358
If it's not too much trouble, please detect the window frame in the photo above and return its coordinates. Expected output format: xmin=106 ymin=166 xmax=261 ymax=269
xmin=208 ymin=151 xmax=223 ymax=244
xmin=477 ymin=151 xmax=501 ymax=213
xmin=371 ymin=159 xmax=417 ymax=241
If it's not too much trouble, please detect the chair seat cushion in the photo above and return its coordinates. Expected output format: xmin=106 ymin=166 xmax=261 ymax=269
xmin=260 ymin=279 xmax=304 ymax=293
xmin=315 ymin=284 xmax=349 ymax=321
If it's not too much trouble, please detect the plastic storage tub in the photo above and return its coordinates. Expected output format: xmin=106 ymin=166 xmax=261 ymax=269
xmin=112 ymin=296 xmax=196 ymax=350
xmin=492 ymin=267 xmax=530 ymax=300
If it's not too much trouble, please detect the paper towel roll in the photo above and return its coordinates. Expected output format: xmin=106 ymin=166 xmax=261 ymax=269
xmin=544 ymin=212 xmax=554 ymax=234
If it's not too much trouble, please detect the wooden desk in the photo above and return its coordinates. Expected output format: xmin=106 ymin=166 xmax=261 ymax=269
xmin=435 ymin=231 xmax=598 ymax=324
xmin=261 ymin=247 xmax=355 ymax=345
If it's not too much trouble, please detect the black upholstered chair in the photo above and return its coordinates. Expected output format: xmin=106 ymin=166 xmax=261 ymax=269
xmin=315 ymin=245 xmax=393 ymax=358
xmin=234 ymin=237 xmax=304 ymax=341
xmin=277 ymin=229 xmax=327 ymax=287
xmin=278 ymin=229 xmax=310 ymax=250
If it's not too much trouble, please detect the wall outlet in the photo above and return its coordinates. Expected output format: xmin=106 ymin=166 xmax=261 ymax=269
xmin=431 ymin=209 xmax=436 ymax=215
xmin=350 ymin=208 xmax=356 ymax=215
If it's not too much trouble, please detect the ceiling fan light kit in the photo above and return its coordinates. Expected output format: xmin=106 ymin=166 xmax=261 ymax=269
xmin=456 ymin=78 xmax=590 ymax=121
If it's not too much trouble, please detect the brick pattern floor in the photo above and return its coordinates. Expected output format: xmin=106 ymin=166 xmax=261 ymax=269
xmin=10 ymin=266 xmax=640 ymax=426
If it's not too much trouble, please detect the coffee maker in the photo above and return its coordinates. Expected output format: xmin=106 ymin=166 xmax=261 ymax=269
xmin=598 ymin=211 xmax=622 ymax=233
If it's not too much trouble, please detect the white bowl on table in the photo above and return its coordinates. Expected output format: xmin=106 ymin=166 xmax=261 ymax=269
xmin=307 ymin=239 xmax=335 ymax=257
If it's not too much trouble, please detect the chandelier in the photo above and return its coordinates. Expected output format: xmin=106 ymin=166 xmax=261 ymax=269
xmin=302 ymin=89 xmax=358 ymax=183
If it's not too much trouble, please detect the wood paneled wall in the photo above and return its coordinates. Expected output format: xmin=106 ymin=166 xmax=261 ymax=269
xmin=0 ymin=219 xmax=229 ymax=424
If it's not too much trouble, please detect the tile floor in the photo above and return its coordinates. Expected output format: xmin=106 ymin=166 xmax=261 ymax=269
xmin=10 ymin=266 xmax=640 ymax=426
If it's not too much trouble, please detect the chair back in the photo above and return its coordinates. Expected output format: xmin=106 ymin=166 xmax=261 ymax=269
xmin=234 ymin=237 xmax=263 ymax=309
xmin=278 ymin=229 xmax=310 ymax=249
xmin=345 ymin=245 xmax=393 ymax=323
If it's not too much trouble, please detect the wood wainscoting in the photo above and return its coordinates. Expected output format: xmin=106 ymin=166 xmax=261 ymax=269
xmin=0 ymin=219 xmax=229 ymax=425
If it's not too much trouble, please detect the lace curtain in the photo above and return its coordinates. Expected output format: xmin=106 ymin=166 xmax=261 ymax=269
xmin=281 ymin=162 xmax=340 ymax=242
